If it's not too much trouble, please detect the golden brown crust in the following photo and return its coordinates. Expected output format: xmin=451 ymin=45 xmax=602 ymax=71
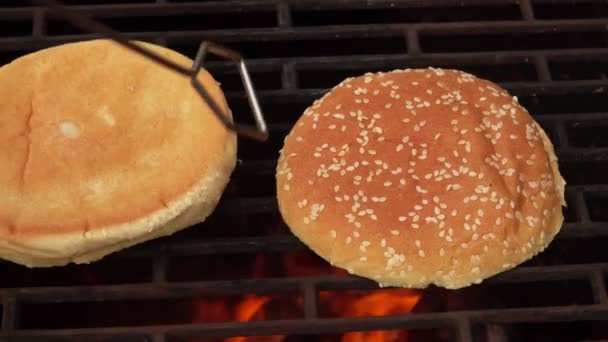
xmin=0 ymin=39 xmax=237 ymax=267
xmin=277 ymin=68 xmax=565 ymax=289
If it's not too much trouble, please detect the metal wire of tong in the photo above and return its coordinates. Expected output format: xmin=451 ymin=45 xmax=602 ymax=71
xmin=31 ymin=0 xmax=269 ymax=141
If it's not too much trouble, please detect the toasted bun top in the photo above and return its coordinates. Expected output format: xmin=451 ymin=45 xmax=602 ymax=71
xmin=277 ymin=68 xmax=566 ymax=289
xmin=0 ymin=39 xmax=235 ymax=239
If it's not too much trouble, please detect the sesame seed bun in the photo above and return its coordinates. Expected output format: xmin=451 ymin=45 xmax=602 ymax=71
xmin=276 ymin=68 xmax=566 ymax=289
xmin=0 ymin=40 xmax=236 ymax=267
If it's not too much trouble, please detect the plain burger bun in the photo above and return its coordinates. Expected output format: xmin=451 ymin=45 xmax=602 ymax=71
xmin=0 ymin=39 xmax=236 ymax=267
xmin=277 ymin=68 xmax=566 ymax=289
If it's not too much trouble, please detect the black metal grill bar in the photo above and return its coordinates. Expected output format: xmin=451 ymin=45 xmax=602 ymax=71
xmin=276 ymin=2 xmax=291 ymax=28
xmin=301 ymin=279 xmax=318 ymax=320
xmin=536 ymin=113 xmax=608 ymax=121
xmin=31 ymin=8 xmax=43 ymax=37
xmin=165 ymin=235 xmax=304 ymax=256
xmin=152 ymin=333 xmax=166 ymax=342
xmin=3 ymin=42 xmax=607 ymax=87
xmin=0 ymin=0 xmax=540 ymax=16
xmin=281 ymin=63 xmax=297 ymax=90
xmin=1 ymin=304 xmax=605 ymax=340
xmin=557 ymin=147 xmax=608 ymax=162
xmin=406 ymin=29 xmax=421 ymax=55
xmin=554 ymin=121 xmax=571 ymax=147
xmin=118 ymin=235 xmax=300 ymax=258
xmin=5 ymin=5 xmax=602 ymax=31
xmin=590 ymin=269 xmax=608 ymax=304
xmin=166 ymin=314 xmax=455 ymax=339
xmin=121 ymin=218 xmax=608 ymax=260
xmin=0 ymin=17 xmax=607 ymax=49
xmin=46 ymin=1 xmax=278 ymax=17
xmin=559 ymin=222 xmax=608 ymax=239
xmin=571 ymin=191 xmax=592 ymax=223
xmin=0 ymin=9 xmax=33 ymax=18
xmin=533 ymin=55 xmax=552 ymax=81
xmin=520 ymin=0 xmax=535 ymax=20
xmin=152 ymin=244 xmax=168 ymax=283
xmin=3 ymin=263 xmax=605 ymax=304
xmin=7 ymin=279 xmax=304 ymax=303
xmin=200 ymin=48 xmax=608 ymax=72
xmin=1 ymin=294 xmax=18 ymax=332
xmin=2 ymin=0 xmax=528 ymax=13
xmin=288 ymin=0 xmax=521 ymax=10
xmin=456 ymin=317 xmax=474 ymax=342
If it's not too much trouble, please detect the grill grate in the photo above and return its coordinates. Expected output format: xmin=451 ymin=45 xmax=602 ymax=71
xmin=1 ymin=0 xmax=608 ymax=341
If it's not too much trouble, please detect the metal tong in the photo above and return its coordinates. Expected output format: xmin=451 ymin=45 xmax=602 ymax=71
xmin=31 ymin=0 xmax=269 ymax=141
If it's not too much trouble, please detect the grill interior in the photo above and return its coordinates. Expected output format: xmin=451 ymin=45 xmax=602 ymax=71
xmin=1 ymin=1 xmax=608 ymax=341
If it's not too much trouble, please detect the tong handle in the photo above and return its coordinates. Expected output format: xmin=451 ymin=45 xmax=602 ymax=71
xmin=192 ymin=41 xmax=268 ymax=141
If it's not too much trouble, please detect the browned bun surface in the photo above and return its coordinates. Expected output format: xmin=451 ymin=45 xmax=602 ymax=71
xmin=276 ymin=68 xmax=565 ymax=289
xmin=0 ymin=39 xmax=237 ymax=267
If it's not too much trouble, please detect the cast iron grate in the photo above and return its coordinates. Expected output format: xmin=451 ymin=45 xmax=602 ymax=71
xmin=1 ymin=0 xmax=608 ymax=341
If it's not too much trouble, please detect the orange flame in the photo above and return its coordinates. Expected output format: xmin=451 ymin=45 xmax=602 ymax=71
xmin=234 ymin=295 xmax=271 ymax=322
xmin=225 ymin=295 xmax=284 ymax=342
xmin=320 ymin=289 xmax=421 ymax=342
xmin=342 ymin=290 xmax=420 ymax=317
xmin=189 ymin=253 xmax=422 ymax=342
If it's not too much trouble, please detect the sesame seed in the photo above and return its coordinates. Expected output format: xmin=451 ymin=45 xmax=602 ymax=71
xmin=391 ymin=230 xmax=400 ymax=236
xmin=330 ymin=230 xmax=337 ymax=238
xmin=418 ymin=250 xmax=426 ymax=257
xmin=415 ymin=186 xmax=428 ymax=194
